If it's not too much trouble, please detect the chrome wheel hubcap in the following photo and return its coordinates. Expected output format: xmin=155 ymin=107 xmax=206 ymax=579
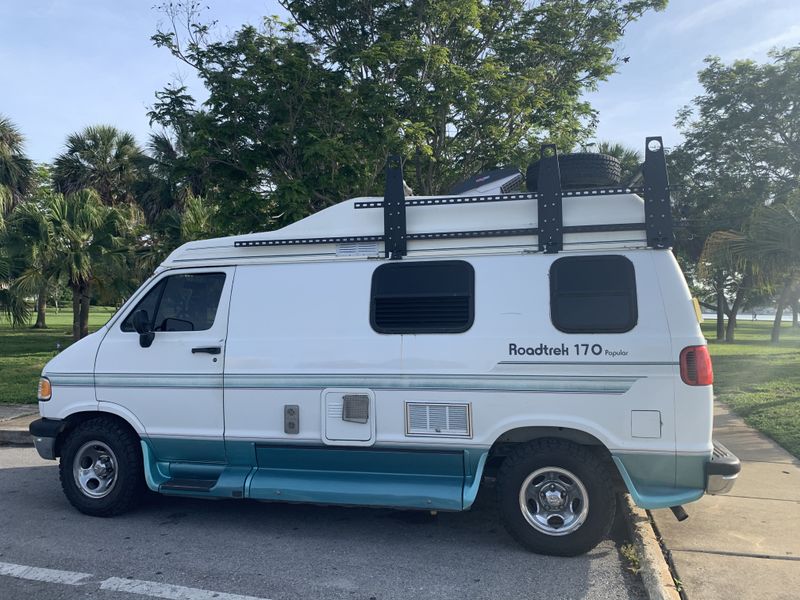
xmin=73 ymin=441 xmax=117 ymax=498
xmin=519 ymin=466 xmax=589 ymax=536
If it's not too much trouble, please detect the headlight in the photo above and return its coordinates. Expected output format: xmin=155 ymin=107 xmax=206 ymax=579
xmin=37 ymin=377 xmax=52 ymax=401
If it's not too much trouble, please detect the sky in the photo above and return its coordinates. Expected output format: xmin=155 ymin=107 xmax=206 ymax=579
xmin=1 ymin=0 xmax=798 ymax=164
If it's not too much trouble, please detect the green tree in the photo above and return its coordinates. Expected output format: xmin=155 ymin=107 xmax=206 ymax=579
xmin=0 ymin=115 xmax=34 ymax=215
xmin=151 ymin=0 xmax=666 ymax=233
xmin=53 ymin=125 xmax=145 ymax=206
xmin=672 ymin=48 xmax=800 ymax=340
xmin=707 ymin=202 xmax=800 ymax=343
xmin=4 ymin=199 xmax=57 ymax=328
xmin=42 ymin=189 xmax=130 ymax=340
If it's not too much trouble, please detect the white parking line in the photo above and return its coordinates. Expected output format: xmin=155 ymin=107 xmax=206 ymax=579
xmin=100 ymin=576 xmax=271 ymax=600
xmin=0 ymin=561 xmax=272 ymax=600
xmin=0 ymin=561 xmax=92 ymax=585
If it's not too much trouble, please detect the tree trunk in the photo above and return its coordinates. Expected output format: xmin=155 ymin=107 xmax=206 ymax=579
xmin=715 ymin=275 xmax=726 ymax=341
xmin=793 ymin=300 xmax=799 ymax=328
xmin=725 ymin=274 xmax=750 ymax=342
xmin=33 ymin=286 xmax=47 ymax=329
xmin=79 ymin=282 xmax=91 ymax=339
xmin=71 ymin=284 xmax=81 ymax=342
xmin=771 ymin=280 xmax=794 ymax=344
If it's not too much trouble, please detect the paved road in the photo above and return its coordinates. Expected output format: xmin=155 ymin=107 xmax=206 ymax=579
xmin=0 ymin=445 xmax=645 ymax=600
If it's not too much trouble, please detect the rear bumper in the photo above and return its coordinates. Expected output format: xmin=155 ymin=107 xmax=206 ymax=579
xmin=28 ymin=418 xmax=65 ymax=460
xmin=706 ymin=439 xmax=741 ymax=495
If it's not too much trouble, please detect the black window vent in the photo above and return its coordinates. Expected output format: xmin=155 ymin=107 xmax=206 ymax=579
xmin=371 ymin=261 xmax=474 ymax=334
xmin=374 ymin=296 xmax=471 ymax=332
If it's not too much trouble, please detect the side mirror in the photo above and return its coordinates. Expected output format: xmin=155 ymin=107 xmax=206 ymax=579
xmin=132 ymin=310 xmax=155 ymax=348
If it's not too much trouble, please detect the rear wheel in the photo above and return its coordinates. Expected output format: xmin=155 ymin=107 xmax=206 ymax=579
xmin=59 ymin=417 xmax=145 ymax=517
xmin=497 ymin=439 xmax=616 ymax=556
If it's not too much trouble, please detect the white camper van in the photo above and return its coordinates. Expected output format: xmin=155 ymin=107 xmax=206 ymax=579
xmin=29 ymin=138 xmax=740 ymax=556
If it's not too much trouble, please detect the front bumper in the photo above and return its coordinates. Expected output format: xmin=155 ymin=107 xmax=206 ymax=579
xmin=706 ymin=439 xmax=741 ymax=495
xmin=29 ymin=418 xmax=66 ymax=460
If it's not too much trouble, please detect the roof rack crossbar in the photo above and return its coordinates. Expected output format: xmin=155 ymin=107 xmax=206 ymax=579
xmin=354 ymin=185 xmax=657 ymax=210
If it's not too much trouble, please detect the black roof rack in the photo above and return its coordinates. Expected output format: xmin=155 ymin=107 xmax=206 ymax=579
xmin=234 ymin=137 xmax=673 ymax=257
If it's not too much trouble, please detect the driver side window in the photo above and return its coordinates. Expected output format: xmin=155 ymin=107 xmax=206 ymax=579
xmin=121 ymin=273 xmax=226 ymax=333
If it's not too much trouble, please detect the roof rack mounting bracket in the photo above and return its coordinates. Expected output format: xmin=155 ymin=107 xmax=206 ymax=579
xmin=537 ymin=144 xmax=563 ymax=254
xmin=384 ymin=155 xmax=407 ymax=259
xmin=643 ymin=137 xmax=673 ymax=249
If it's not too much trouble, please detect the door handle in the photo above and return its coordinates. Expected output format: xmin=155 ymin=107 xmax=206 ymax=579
xmin=192 ymin=346 xmax=221 ymax=355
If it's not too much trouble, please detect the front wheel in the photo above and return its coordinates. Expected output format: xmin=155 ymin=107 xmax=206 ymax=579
xmin=497 ymin=439 xmax=616 ymax=556
xmin=59 ymin=417 xmax=146 ymax=517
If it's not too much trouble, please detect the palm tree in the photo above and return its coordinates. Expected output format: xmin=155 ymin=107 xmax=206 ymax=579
xmin=0 ymin=115 xmax=34 ymax=214
xmin=706 ymin=202 xmax=800 ymax=343
xmin=43 ymin=189 xmax=129 ymax=340
xmin=595 ymin=141 xmax=642 ymax=185
xmin=52 ymin=125 xmax=144 ymax=206
xmin=135 ymin=131 xmax=207 ymax=223
xmin=4 ymin=198 xmax=59 ymax=328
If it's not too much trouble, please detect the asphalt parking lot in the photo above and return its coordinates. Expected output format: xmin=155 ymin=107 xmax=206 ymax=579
xmin=0 ymin=445 xmax=645 ymax=600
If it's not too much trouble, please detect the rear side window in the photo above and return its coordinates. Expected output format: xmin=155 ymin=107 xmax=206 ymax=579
xmin=370 ymin=261 xmax=474 ymax=334
xmin=550 ymin=256 xmax=637 ymax=333
xmin=121 ymin=273 xmax=226 ymax=332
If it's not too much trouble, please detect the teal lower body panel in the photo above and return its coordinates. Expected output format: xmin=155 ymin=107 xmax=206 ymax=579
xmin=250 ymin=445 xmax=467 ymax=511
xmin=613 ymin=452 xmax=709 ymax=509
xmin=142 ymin=439 xmax=489 ymax=510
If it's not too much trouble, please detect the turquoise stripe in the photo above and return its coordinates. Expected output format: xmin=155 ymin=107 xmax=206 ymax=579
xmin=95 ymin=373 xmax=223 ymax=389
xmin=225 ymin=373 xmax=638 ymax=394
xmin=51 ymin=371 xmax=639 ymax=394
xmin=45 ymin=373 xmax=94 ymax=387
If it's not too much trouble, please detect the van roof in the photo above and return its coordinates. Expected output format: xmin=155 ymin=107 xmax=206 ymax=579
xmin=161 ymin=190 xmax=651 ymax=268
xmin=161 ymin=137 xmax=673 ymax=268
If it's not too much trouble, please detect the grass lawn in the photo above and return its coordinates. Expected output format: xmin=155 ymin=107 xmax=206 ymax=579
xmin=702 ymin=320 xmax=800 ymax=458
xmin=0 ymin=307 xmax=115 ymax=405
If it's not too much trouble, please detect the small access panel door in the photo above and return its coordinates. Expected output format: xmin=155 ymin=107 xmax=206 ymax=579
xmin=322 ymin=388 xmax=376 ymax=446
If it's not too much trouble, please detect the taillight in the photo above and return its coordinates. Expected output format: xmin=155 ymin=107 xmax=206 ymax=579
xmin=680 ymin=346 xmax=713 ymax=386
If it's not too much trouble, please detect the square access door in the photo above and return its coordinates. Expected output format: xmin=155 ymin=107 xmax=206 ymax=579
xmin=321 ymin=388 xmax=376 ymax=446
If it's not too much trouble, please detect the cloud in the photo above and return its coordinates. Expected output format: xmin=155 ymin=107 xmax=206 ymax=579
xmin=723 ymin=24 xmax=800 ymax=59
xmin=672 ymin=0 xmax=751 ymax=32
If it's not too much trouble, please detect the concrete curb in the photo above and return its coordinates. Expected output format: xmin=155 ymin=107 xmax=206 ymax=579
xmin=622 ymin=494 xmax=682 ymax=600
xmin=0 ymin=414 xmax=36 ymax=446
xmin=0 ymin=428 xmax=33 ymax=445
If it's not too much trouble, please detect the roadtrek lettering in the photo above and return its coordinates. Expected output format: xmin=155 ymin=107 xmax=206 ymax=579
xmin=508 ymin=343 xmax=630 ymax=358
xmin=509 ymin=343 xmax=569 ymax=356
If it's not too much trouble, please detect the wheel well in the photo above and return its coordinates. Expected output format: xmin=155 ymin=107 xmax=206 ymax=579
xmin=485 ymin=427 xmax=620 ymax=485
xmin=54 ymin=412 xmax=140 ymax=458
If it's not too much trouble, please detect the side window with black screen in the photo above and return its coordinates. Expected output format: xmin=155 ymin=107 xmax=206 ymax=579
xmin=550 ymin=256 xmax=637 ymax=333
xmin=121 ymin=273 xmax=226 ymax=333
xmin=370 ymin=260 xmax=474 ymax=334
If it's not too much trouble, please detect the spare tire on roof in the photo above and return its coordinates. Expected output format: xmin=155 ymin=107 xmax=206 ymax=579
xmin=526 ymin=153 xmax=622 ymax=192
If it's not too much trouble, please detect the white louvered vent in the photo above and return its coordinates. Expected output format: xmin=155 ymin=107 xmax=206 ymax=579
xmin=336 ymin=242 xmax=379 ymax=257
xmin=406 ymin=403 xmax=471 ymax=437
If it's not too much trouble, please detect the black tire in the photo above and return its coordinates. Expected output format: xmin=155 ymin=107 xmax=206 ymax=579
xmin=59 ymin=416 xmax=146 ymax=517
xmin=526 ymin=153 xmax=621 ymax=191
xmin=496 ymin=439 xmax=616 ymax=556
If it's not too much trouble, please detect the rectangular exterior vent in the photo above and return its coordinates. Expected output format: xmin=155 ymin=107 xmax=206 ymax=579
xmin=406 ymin=403 xmax=471 ymax=437
xmin=342 ymin=394 xmax=369 ymax=424
xmin=336 ymin=242 xmax=379 ymax=257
